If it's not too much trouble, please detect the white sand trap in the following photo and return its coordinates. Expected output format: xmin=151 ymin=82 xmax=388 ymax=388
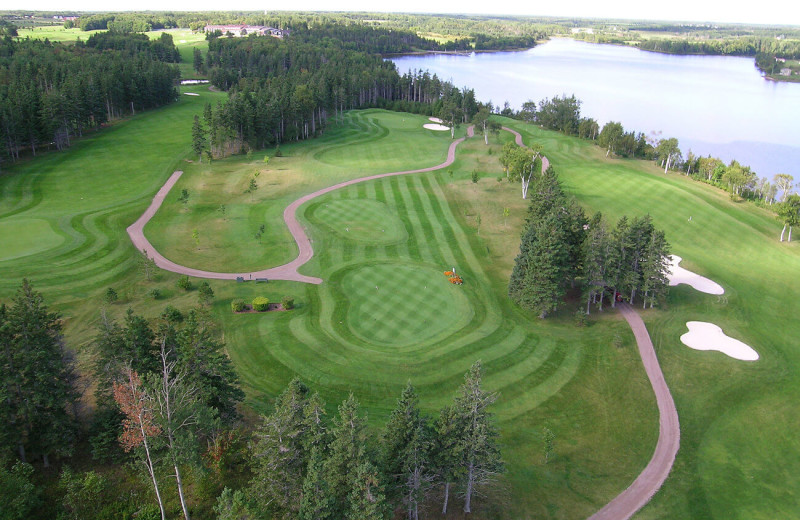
xmin=681 ymin=322 xmax=759 ymax=361
xmin=428 ymin=117 xmax=443 ymax=123
xmin=668 ymin=255 xmax=724 ymax=295
xmin=184 ymin=92 xmax=200 ymax=96
xmin=423 ymin=123 xmax=450 ymax=131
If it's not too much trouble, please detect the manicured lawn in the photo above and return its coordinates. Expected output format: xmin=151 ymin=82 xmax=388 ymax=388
xmin=3 ymin=99 xmax=797 ymax=519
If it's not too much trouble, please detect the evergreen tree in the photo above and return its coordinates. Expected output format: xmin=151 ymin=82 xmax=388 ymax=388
xmin=346 ymin=455 xmax=389 ymax=520
xmin=381 ymin=383 xmax=432 ymax=520
xmin=192 ymin=115 xmax=207 ymax=162
xmin=324 ymin=393 xmax=371 ymax=515
xmin=299 ymin=447 xmax=334 ymax=520
xmin=454 ymin=361 xmax=503 ymax=513
xmin=1 ymin=280 xmax=77 ymax=465
xmin=250 ymin=378 xmax=311 ymax=518
xmin=431 ymin=404 xmax=463 ymax=515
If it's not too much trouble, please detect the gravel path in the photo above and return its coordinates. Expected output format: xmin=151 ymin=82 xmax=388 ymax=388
xmin=127 ymin=126 xmax=475 ymax=284
xmin=587 ymin=303 xmax=680 ymax=520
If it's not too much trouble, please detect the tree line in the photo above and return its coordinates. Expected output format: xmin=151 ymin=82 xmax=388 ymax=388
xmin=221 ymin=362 xmax=502 ymax=519
xmin=194 ymin=28 xmax=487 ymax=158
xmin=1 ymin=279 xmax=504 ymax=519
xmin=511 ymin=94 xmax=799 ymax=238
xmin=0 ymin=34 xmax=180 ymax=168
xmin=508 ymin=165 xmax=671 ymax=318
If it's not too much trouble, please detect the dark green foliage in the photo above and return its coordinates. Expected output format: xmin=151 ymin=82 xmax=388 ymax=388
xmin=160 ymin=305 xmax=183 ymax=323
xmin=453 ymin=361 xmax=503 ymax=513
xmin=252 ymin=297 xmax=269 ymax=312
xmin=0 ymin=280 xmax=77 ymax=465
xmin=346 ymin=456 xmax=389 ymax=520
xmin=198 ymin=281 xmax=215 ymax=306
xmin=192 ymin=47 xmax=204 ymax=73
xmin=231 ymin=299 xmax=246 ymax=312
xmin=215 ymin=488 xmax=256 ymax=520
xmin=0 ymin=459 xmax=39 ymax=519
xmin=192 ymin=115 xmax=207 ymax=161
xmin=299 ymin=447 xmax=334 ymax=520
xmin=382 ymin=383 xmax=431 ymax=520
xmin=176 ymin=275 xmax=192 ymax=291
xmin=104 ymin=287 xmax=119 ymax=304
xmin=149 ymin=288 xmax=161 ymax=300
xmin=0 ymin=36 xmax=179 ymax=161
xmin=281 ymin=296 xmax=295 ymax=310
xmin=58 ymin=467 xmax=108 ymax=520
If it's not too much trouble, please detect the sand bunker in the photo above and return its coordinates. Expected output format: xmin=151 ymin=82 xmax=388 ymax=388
xmin=680 ymin=322 xmax=759 ymax=361
xmin=183 ymin=92 xmax=200 ymax=96
xmin=423 ymin=123 xmax=450 ymax=131
xmin=668 ymin=255 xmax=724 ymax=295
xmin=428 ymin=117 xmax=443 ymax=123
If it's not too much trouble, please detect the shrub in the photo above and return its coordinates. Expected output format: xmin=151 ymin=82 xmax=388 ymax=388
xmin=150 ymin=288 xmax=161 ymax=300
xmin=573 ymin=309 xmax=587 ymax=327
xmin=162 ymin=305 xmax=183 ymax=323
xmin=274 ymin=146 xmax=282 ymax=157
xmin=176 ymin=276 xmax=192 ymax=291
xmin=281 ymin=296 xmax=295 ymax=310
xmin=198 ymin=281 xmax=214 ymax=305
xmin=252 ymin=297 xmax=269 ymax=312
xmin=104 ymin=287 xmax=118 ymax=304
xmin=231 ymin=299 xmax=247 ymax=312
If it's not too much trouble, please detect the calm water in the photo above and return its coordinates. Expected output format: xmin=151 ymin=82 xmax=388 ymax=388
xmin=391 ymin=39 xmax=800 ymax=179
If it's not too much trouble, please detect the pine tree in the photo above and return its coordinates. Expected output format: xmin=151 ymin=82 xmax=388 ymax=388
xmin=191 ymin=114 xmax=207 ymax=162
xmin=300 ymin=446 xmax=334 ymax=520
xmin=324 ymin=393 xmax=371 ymax=515
xmin=431 ymin=405 xmax=463 ymax=515
xmin=382 ymin=383 xmax=432 ymax=520
xmin=454 ymin=361 xmax=503 ymax=513
xmin=346 ymin=455 xmax=389 ymax=520
xmin=1 ymin=280 xmax=77 ymax=465
xmin=250 ymin=378 xmax=312 ymax=518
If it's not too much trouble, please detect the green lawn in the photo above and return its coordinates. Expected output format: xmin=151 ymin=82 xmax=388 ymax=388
xmin=2 ymin=100 xmax=798 ymax=519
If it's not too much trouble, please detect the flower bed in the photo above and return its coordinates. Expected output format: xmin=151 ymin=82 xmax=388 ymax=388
xmin=443 ymin=270 xmax=463 ymax=285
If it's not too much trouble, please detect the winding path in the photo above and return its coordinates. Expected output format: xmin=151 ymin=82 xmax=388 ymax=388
xmin=128 ymin=124 xmax=677 ymax=518
xmin=587 ymin=303 xmax=680 ymax=520
xmin=127 ymin=126 xmax=474 ymax=284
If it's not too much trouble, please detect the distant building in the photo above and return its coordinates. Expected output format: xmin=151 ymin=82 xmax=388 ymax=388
xmin=203 ymin=24 xmax=289 ymax=38
xmin=780 ymin=68 xmax=793 ymax=76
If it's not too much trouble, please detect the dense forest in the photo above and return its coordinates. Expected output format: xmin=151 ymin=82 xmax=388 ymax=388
xmin=0 ymin=33 xmax=180 ymax=167
xmin=196 ymin=25 xmax=486 ymax=157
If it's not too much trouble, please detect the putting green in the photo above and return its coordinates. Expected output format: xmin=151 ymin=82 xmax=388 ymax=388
xmin=308 ymin=199 xmax=406 ymax=244
xmin=0 ymin=219 xmax=63 ymax=261
xmin=338 ymin=262 xmax=473 ymax=348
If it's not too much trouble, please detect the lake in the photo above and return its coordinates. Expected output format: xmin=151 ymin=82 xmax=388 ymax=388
xmin=391 ymin=39 xmax=800 ymax=180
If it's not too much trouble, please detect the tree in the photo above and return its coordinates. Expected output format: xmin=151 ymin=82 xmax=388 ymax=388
xmin=198 ymin=281 xmax=215 ymax=307
xmin=299 ymin=447 xmax=334 ymax=520
xmin=250 ymin=378 xmax=312 ymax=518
xmin=598 ymin=121 xmax=624 ymax=157
xmin=324 ymin=393 xmax=371 ymax=515
xmin=774 ymin=173 xmax=794 ymax=202
xmin=1 ymin=280 xmax=77 ymax=465
xmin=0 ymin=459 xmax=39 ymax=520
xmin=439 ymin=98 xmax=462 ymax=139
xmin=471 ymin=107 xmax=499 ymax=145
xmin=431 ymin=405 xmax=462 ymax=515
xmin=655 ymin=138 xmax=681 ymax=173
xmin=777 ymin=194 xmax=800 ymax=242
xmin=104 ymin=287 xmax=119 ymax=304
xmin=58 ymin=467 xmax=108 ymax=520
xmin=453 ymin=361 xmax=503 ymax=513
xmin=346 ymin=456 xmax=389 ymax=520
xmin=192 ymin=115 xmax=207 ymax=162
xmin=192 ymin=47 xmax=203 ymax=73
xmin=114 ymin=368 xmax=166 ymax=520
xmin=382 ymin=383 xmax=432 ymax=520
xmin=138 ymin=249 xmax=158 ymax=281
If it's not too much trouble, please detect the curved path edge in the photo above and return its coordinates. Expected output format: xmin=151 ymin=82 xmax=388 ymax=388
xmin=588 ymin=303 xmax=680 ymax=520
xmin=128 ymin=126 xmax=475 ymax=284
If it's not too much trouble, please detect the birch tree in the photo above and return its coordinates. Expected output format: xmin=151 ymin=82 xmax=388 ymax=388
xmin=774 ymin=173 xmax=795 ymax=202
xmin=778 ymin=194 xmax=800 ymax=242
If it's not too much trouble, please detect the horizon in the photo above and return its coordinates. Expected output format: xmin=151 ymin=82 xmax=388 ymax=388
xmin=3 ymin=1 xmax=800 ymax=28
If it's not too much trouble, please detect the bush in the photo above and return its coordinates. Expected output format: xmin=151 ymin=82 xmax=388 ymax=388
xmin=231 ymin=299 xmax=247 ymax=312
xmin=104 ymin=287 xmax=118 ymax=304
xmin=161 ymin=305 xmax=183 ymax=323
xmin=281 ymin=296 xmax=295 ymax=310
xmin=176 ymin=276 xmax=192 ymax=291
xmin=150 ymin=288 xmax=161 ymax=300
xmin=274 ymin=146 xmax=282 ymax=157
xmin=252 ymin=297 xmax=270 ymax=312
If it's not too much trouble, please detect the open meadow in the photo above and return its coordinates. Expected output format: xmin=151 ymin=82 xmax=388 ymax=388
xmin=1 ymin=93 xmax=798 ymax=518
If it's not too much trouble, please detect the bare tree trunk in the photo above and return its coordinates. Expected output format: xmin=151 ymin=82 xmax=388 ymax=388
xmin=464 ymin=462 xmax=474 ymax=513
xmin=789 ymin=226 xmax=794 ymax=242
xmin=781 ymin=224 xmax=787 ymax=242
xmin=175 ymin=463 xmax=191 ymax=520
xmin=442 ymin=482 xmax=450 ymax=515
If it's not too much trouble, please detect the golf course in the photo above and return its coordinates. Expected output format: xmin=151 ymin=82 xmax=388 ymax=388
xmin=2 ymin=67 xmax=799 ymax=519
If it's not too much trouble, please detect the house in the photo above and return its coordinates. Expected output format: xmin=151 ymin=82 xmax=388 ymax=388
xmin=203 ymin=24 xmax=289 ymax=38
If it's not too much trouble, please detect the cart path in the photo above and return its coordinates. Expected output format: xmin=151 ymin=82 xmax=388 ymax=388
xmin=502 ymin=126 xmax=550 ymax=172
xmin=127 ymin=126 xmax=475 ymax=284
xmin=588 ymin=303 xmax=680 ymax=520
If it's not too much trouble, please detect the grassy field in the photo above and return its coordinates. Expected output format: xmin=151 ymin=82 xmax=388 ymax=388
xmin=2 ymin=96 xmax=798 ymax=519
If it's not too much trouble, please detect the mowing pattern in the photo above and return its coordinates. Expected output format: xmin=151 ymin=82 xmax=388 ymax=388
xmin=227 ymin=169 xmax=583 ymax=423
xmin=309 ymin=199 xmax=406 ymax=244
xmin=341 ymin=263 xmax=472 ymax=347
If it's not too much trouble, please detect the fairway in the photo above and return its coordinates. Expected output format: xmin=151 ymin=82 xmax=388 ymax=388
xmin=3 ymin=98 xmax=799 ymax=519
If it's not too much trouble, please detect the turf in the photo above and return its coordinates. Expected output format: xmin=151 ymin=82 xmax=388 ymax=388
xmin=3 ymin=99 xmax=797 ymax=519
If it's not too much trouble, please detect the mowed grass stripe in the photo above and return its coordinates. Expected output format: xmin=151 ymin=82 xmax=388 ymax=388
xmin=403 ymin=175 xmax=444 ymax=266
xmin=388 ymin=176 xmax=422 ymax=262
